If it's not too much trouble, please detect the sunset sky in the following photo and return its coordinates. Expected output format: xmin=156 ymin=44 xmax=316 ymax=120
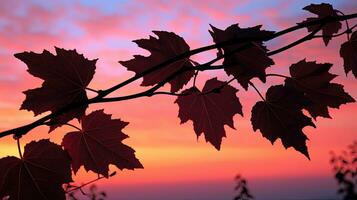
xmin=0 ymin=0 xmax=356 ymax=199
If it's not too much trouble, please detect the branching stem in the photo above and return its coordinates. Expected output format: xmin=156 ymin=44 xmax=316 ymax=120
xmin=0 ymin=13 xmax=356 ymax=139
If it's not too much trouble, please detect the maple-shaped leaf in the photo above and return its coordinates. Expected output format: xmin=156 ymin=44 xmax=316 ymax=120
xmin=175 ymin=78 xmax=243 ymax=150
xmin=340 ymin=31 xmax=357 ymax=78
xmin=14 ymin=47 xmax=96 ymax=131
xmin=62 ymin=110 xmax=143 ymax=177
xmin=301 ymin=3 xmax=342 ymax=46
xmin=251 ymin=85 xmax=315 ymax=158
xmin=0 ymin=139 xmax=72 ymax=200
xmin=209 ymin=24 xmax=274 ymax=90
xmin=119 ymin=31 xmax=195 ymax=92
xmin=285 ymin=59 xmax=355 ymax=119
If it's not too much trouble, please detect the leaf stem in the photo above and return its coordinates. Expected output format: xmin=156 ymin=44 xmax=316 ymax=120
xmin=335 ymin=10 xmax=351 ymax=40
xmin=248 ymin=81 xmax=265 ymax=102
xmin=266 ymin=73 xmax=291 ymax=79
xmin=43 ymin=122 xmax=82 ymax=131
xmin=16 ymin=138 xmax=23 ymax=159
xmin=64 ymin=123 xmax=82 ymax=131
xmin=313 ymin=24 xmax=357 ymax=38
xmin=201 ymin=77 xmax=236 ymax=95
xmin=193 ymin=70 xmax=199 ymax=87
xmin=151 ymin=91 xmax=188 ymax=96
xmin=85 ymin=87 xmax=100 ymax=93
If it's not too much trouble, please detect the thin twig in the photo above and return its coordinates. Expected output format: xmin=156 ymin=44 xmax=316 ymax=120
xmin=66 ymin=174 xmax=111 ymax=194
xmin=43 ymin=122 xmax=82 ymax=131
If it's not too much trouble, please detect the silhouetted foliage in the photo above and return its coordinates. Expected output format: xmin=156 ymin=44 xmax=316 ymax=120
xmin=300 ymin=3 xmax=342 ymax=46
xmin=330 ymin=141 xmax=357 ymax=200
xmin=175 ymin=78 xmax=243 ymax=149
xmin=0 ymin=2 xmax=356 ymax=199
xmin=14 ymin=48 xmax=96 ymax=132
xmin=340 ymin=31 xmax=357 ymax=77
xmin=233 ymin=175 xmax=254 ymax=200
xmin=0 ymin=140 xmax=72 ymax=200
xmin=62 ymin=110 xmax=143 ymax=177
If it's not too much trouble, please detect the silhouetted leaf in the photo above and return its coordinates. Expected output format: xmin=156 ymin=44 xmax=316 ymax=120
xmin=251 ymin=85 xmax=315 ymax=158
xmin=286 ymin=59 xmax=355 ymax=119
xmin=340 ymin=31 xmax=357 ymax=78
xmin=175 ymin=78 xmax=242 ymax=150
xmin=14 ymin=47 xmax=96 ymax=131
xmin=209 ymin=24 xmax=274 ymax=89
xmin=301 ymin=3 xmax=342 ymax=46
xmin=0 ymin=139 xmax=72 ymax=200
xmin=119 ymin=31 xmax=195 ymax=92
xmin=62 ymin=110 xmax=143 ymax=177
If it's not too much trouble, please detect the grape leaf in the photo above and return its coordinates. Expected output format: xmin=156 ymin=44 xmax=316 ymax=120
xmin=209 ymin=24 xmax=274 ymax=90
xmin=285 ymin=59 xmax=355 ymax=119
xmin=340 ymin=31 xmax=357 ymax=78
xmin=301 ymin=3 xmax=342 ymax=46
xmin=175 ymin=78 xmax=243 ymax=150
xmin=251 ymin=85 xmax=315 ymax=158
xmin=14 ymin=47 xmax=96 ymax=131
xmin=119 ymin=31 xmax=195 ymax=92
xmin=0 ymin=139 xmax=72 ymax=200
xmin=61 ymin=110 xmax=143 ymax=177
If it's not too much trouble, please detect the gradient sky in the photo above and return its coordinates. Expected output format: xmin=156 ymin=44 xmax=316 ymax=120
xmin=0 ymin=0 xmax=356 ymax=199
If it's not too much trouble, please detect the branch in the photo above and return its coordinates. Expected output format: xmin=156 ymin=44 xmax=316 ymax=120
xmin=267 ymin=24 xmax=322 ymax=56
xmin=0 ymin=13 xmax=356 ymax=138
xmin=97 ymin=24 xmax=324 ymax=103
xmin=97 ymin=13 xmax=357 ymax=97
